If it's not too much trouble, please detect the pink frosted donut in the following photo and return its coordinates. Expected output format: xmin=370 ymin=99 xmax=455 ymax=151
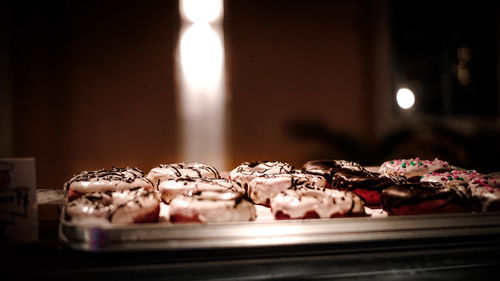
xmin=147 ymin=163 xmax=220 ymax=188
xmin=247 ymin=173 xmax=328 ymax=206
xmin=270 ymin=188 xmax=365 ymax=219
xmin=169 ymin=190 xmax=256 ymax=223
xmin=229 ymin=161 xmax=294 ymax=189
xmin=158 ymin=177 xmax=244 ymax=204
xmin=64 ymin=167 xmax=154 ymax=201
xmin=468 ymin=177 xmax=500 ymax=212
xmin=66 ymin=187 xmax=160 ymax=224
xmin=379 ymin=158 xmax=451 ymax=179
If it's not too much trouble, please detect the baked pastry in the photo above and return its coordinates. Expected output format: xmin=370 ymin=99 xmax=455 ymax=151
xmin=147 ymin=163 xmax=220 ymax=188
xmin=301 ymin=159 xmax=365 ymax=182
xmin=247 ymin=172 xmax=327 ymax=206
xmin=331 ymin=171 xmax=406 ymax=206
xmin=66 ymin=187 xmax=160 ymax=224
xmin=302 ymin=159 xmax=404 ymax=206
xmin=378 ymin=158 xmax=451 ymax=181
xmin=229 ymin=161 xmax=294 ymax=190
xmin=169 ymin=190 xmax=256 ymax=223
xmin=380 ymin=182 xmax=472 ymax=215
xmin=468 ymin=176 xmax=500 ymax=212
xmin=420 ymin=170 xmax=484 ymax=187
xmin=64 ymin=167 xmax=154 ymax=201
xmin=270 ymin=188 xmax=365 ymax=219
xmin=158 ymin=177 xmax=244 ymax=203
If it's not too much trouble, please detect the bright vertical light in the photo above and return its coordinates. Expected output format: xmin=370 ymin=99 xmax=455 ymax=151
xmin=396 ymin=88 xmax=415 ymax=109
xmin=180 ymin=23 xmax=223 ymax=93
xmin=180 ymin=0 xmax=223 ymax=23
xmin=177 ymin=0 xmax=226 ymax=170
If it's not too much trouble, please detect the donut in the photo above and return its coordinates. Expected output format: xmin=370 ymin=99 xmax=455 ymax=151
xmin=64 ymin=167 xmax=154 ymax=201
xmin=229 ymin=161 xmax=294 ymax=190
xmin=468 ymin=177 xmax=500 ymax=212
xmin=169 ymin=190 xmax=256 ymax=223
xmin=66 ymin=187 xmax=160 ymax=224
xmin=247 ymin=172 xmax=328 ymax=206
xmin=158 ymin=177 xmax=244 ymax=204
xmin=331 ymin=171 xmax=406 ymax=206
xmin=380 ymin=182 xmax=472 ymax=215
xmin=301 ymin=159 xmax=365 ymax=182
xmin=270 ymin=188 xmax=365 ymax=219
xmin=147 ymin=163 xmax=220 ymax=188
xmin=378 ymin=158 xmax=451 ymax=181
xmin=420 ymin=170 xmax=484 ymax=187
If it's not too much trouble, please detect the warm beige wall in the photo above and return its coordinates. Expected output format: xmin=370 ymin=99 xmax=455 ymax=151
xmin=8 ymin=0 xmax=375 ymax=188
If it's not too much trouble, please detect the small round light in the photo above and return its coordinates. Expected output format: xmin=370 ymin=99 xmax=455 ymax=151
xmin=396 ymin=88 xmax=415 ymax=109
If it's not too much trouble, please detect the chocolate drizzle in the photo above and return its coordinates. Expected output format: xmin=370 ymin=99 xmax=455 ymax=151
xmin=65 ymin=167 xmax=149 ymax=191
xmin=158 ymin=163 xmax=220 ymax=179
xmin=236 ymin=161 xmax=294 ymax=175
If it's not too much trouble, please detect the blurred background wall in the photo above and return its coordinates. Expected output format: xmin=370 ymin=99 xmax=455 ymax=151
xmin=2 ymin=0 xmax=499 ymax=188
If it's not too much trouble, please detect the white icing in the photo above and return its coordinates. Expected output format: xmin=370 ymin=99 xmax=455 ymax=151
xmin=421 ymin=170 xmax=484 ymax=187
xmin=158 ymin=178 xmax=244 ymax=203
xmin=379 ymin=158 xmax=450 ymax=178
xmin=248 ymin=173 xmax=327 ymax=205
xmin=468 ymin=177 xmax=500 ymax=212
xmin=229 ymin=161 xmax=294 ymax=188
xmin=270 ymin=188 xmax=365 ymax=219
xmin=147 ymin=163 xmax=220 ymax=188
xmin=67 ymin=168 xmax=154 ymax=193
xmin=168 ymin=190 xmax=256 ymax=223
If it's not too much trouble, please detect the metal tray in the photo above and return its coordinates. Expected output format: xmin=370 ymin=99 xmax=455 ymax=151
xmin=59 ymin=207 xmax=500 ymax=252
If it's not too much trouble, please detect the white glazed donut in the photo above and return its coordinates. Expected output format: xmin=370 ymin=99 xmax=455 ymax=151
xmin=420 ymin=170 xmax=484 ymax=187
xmin=468 ymin=177 xmax=500 ymax=212
xmin=229 ymin=161 xmax=294 ymax=189
xmin=147 ymin=163 xmax=220 ymax=188
xmin=247 ymin=173 xmax=327 ymax=206
xmin=65 ymin=167 xmax=154 ymax=200
xmin=379 ymin=158 xmax=451 ymax=179
xmin=169 ymin=190 xmax=256 ymax=223
xmin=66 ymin=187 xmax=161 ymax=224
xmin=158 ymin=177 xmax=244 ymax=204
xmin=270 ymin=188 xmax=365 ymax=219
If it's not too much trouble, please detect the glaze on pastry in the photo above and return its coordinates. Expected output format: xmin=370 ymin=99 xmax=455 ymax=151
xmin=247 ymin=172 xmax=328 ymax=206
xmin=147 ymin=163 xmax=220 ymax=188
xmin=270 ymin=188 xmax=365 ymax=219
xmin=64 ymin=167 xmax=154 ymax=201
xmin=169 ymin=190 xmax=256 ymax=223
xmin=229 ymin=161 xmax=294 ymax=189
xmin=158 ymin=177 xmax=244 ymax=204
xmin=379 ymin=158 xmax=451 ymax=180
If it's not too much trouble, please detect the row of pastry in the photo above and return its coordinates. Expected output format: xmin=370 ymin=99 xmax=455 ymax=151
xmin=63 ymin=158 xmax=499 ymax=224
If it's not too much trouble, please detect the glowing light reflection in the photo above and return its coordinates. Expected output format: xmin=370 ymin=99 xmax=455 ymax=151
xmin=177 ymin=0 xmax=225 ymax=169
xmin=396 ymin=88 xmax=415 ymax=109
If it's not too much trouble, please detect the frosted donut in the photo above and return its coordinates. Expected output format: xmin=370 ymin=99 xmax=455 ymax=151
xmin=66 ymin=187 xmax=160 ymax=224
xmin=158 ymin=177 xmax=244 ymax=204
xmin=147 ymin=163 xmax=220 ymax=188
xmin=270 ymin=188 xmax=365 ymax=219
xmin=229 ymin=161 xmax=294 ymax=189
xmin=379 ymin=158 xmax=451 ymax=180
xmin=169 ymin=190 xmax=256 ymax=223
xmin=331 ymin=171 xmax=406 ymax=206
xmin=468 ymin=177 xmax=500 ymax=212
xmin=380 ymin=182 xmax=472 ymax=215
xmin=420 ymin=170 xmax=484 ymax=187
xmin=247 ymin=173 xmax=327 ymax=206
xmin=64 ymin=167 xmax=154 ymax=201
xmin=301 ymin=159 xmax=365 ymax=182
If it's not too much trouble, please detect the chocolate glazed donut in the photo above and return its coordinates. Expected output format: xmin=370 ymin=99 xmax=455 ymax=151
xmin=302 ymin=160 xmax=405 ymax=206
xmin=380 ymin=182 xmax=473 ymax=215
xmin=331 ymin=171 xmax=406 ymax=206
